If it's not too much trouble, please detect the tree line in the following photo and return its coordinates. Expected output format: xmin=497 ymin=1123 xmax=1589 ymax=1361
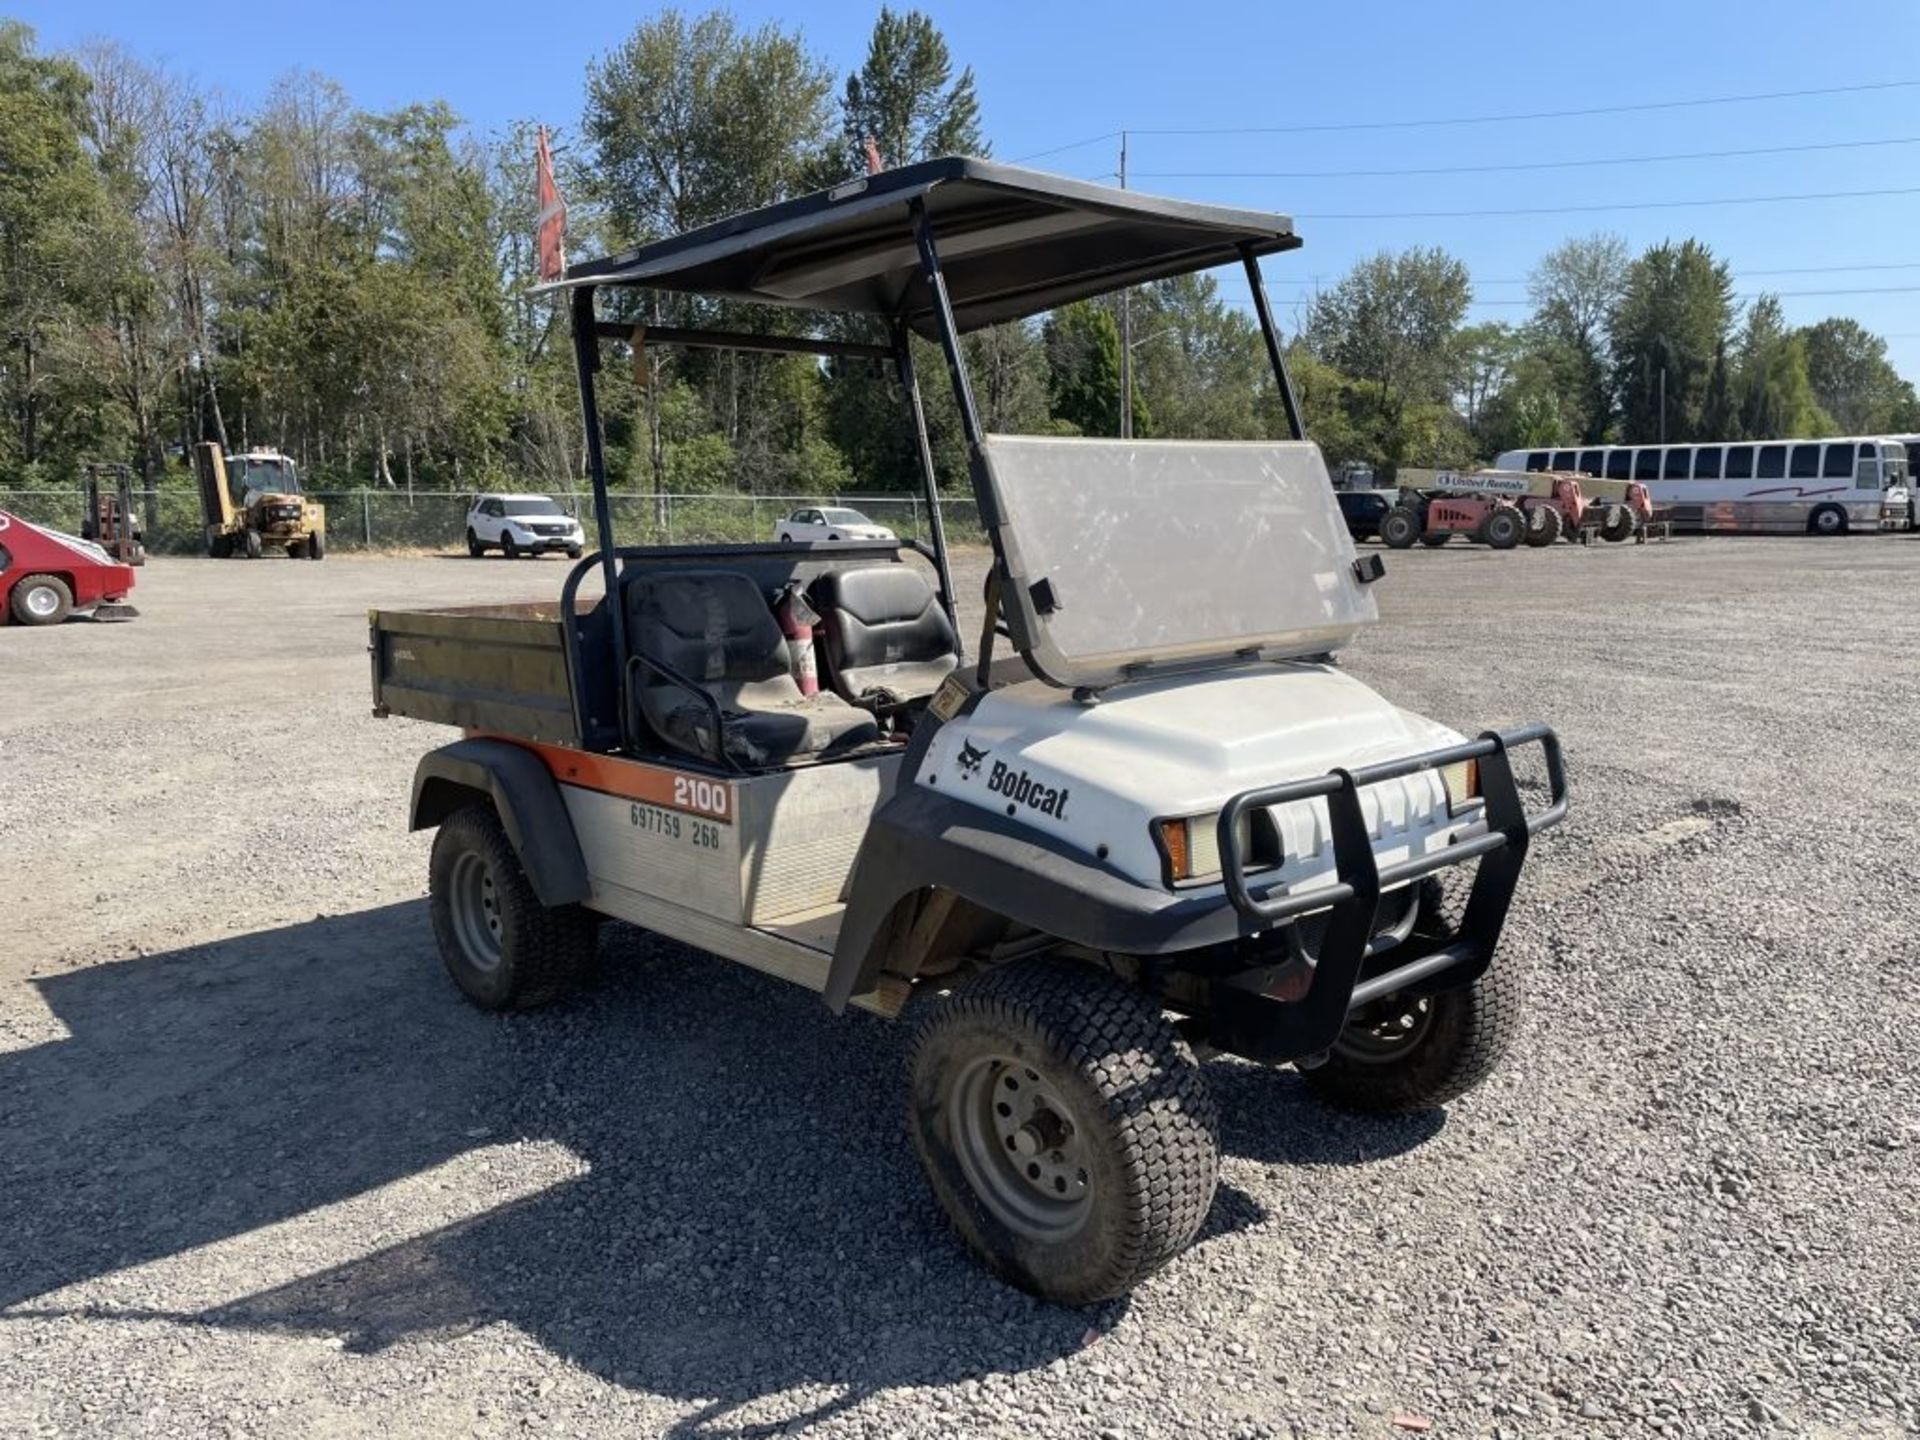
xmin=3 ymin=8 xmax=1914 ymax=503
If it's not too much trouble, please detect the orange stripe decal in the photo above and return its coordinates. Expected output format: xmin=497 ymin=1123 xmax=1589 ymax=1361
xmin=491 ymin=736 xmax=735 ymax=822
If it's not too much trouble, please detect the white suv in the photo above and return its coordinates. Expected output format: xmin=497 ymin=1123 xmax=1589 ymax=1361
xmin=466 ymin=494 xmax=586 ymax=559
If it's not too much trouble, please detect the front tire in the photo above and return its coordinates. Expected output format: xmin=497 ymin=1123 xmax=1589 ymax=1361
xmin=308 ymin=530 xmax=325 ymax=560
xmin=1483 ymin=506 xmax=1525 ymax=549
xmin=1524 ymin=504 xmax=1564 ymax=546
xmin=243 ymin=529 xmax=263 ymax=560
xmin=1302 ymin=959 xmax=1523 ymax=1114
xmin=907 ymin=958 xmax=1219 ymax=1305
xmin=427 ymin=804 xmax=596 ymax=1011
xmin=1380 ymin=508 xmax=1422 ymax=549
xmin=10 ymin=574 xmax=73 ymax=626
xmin=1600 ymin=505 xmax=1637 ymax=543
xmin=1808 ymin=504 xmax=1847 ymax=537
xmin=502 ymin=534 xmax=520 ymax=560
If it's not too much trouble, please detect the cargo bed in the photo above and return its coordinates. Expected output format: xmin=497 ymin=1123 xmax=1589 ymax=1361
xmin=369 ymin=597 xmax=616 ymax=748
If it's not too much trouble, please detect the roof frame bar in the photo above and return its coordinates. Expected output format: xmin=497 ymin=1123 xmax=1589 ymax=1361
xmin=592 ymin=321 xmax=892 ymax=362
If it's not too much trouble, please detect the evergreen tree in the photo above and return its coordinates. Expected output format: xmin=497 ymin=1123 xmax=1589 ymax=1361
xmin=836 ymin=8 xmax=983 ymax=174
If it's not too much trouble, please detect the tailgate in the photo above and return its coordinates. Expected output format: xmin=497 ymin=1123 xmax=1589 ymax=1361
xmin=369 ymin=605 xmax=581 ymax=746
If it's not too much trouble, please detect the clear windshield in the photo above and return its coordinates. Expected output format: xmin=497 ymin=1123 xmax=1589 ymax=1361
xmin=503 ymin=498 xmax=567 ymax=517
xmin=821 ymin=508 xmax=870 ymax=525
xmin=982 ymin=436 xmax=1377 ymax=687
xmin=235 ymin=458 xmax=298 ymax=495
xmin=1882 ymin=451 xmax=1909 ymax=486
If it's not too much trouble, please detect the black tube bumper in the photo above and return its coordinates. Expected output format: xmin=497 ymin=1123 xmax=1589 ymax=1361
xmin=1204 ymin=723 xmax=1567 ymax=1064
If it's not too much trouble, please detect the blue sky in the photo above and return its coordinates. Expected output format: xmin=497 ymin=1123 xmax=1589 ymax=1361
xmin=23 ymin=0 xmax=1920 ymax=376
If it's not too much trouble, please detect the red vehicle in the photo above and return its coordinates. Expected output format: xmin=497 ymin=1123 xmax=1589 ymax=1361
xmin=0 ymin=509 xmax=139 ymax=626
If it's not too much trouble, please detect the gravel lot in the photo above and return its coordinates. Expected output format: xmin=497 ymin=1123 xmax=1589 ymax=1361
xmin=2 ymin=537 xmax=1916 ymax=1438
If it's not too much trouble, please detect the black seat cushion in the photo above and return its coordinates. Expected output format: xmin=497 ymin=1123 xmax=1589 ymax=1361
xmin=627 ymin=568 xmax=878 ymax=766
xmin=814 ymin=565 xmax=959 ymax=707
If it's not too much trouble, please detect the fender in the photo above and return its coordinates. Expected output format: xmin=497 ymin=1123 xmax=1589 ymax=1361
xmin=409 ymin=738 xmax=592 ymax=908
xmin=824 ymin=784 xmax=1263 ymax=1013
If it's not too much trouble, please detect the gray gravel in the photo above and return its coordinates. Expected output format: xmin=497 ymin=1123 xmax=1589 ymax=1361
xmin=2 ymin=538 xmax=1917 ymax=1438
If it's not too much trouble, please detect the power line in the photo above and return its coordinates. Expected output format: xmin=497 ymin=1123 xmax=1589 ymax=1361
xmin=1124 ymin=79 xmax=1920 ymax=137
xmin=1133 ymin=133 xmax=1920 ymax=181
xmin=1008 ymin=131 xmax=1122 ymax=164
xmin=1219 ymin=261 xmax=1920 ymax=290
xmin=1226 ymin=286 xmax=1920 ymax=313
xmin=1296 ymin=184 xmax=1920 ymax=220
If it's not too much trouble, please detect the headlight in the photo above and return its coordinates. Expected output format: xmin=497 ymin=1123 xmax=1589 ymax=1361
xmin=1440 ymin=757 xmax=1481 ymax=815
xmin=1155 ymin=810 xmax=1277 ymax=885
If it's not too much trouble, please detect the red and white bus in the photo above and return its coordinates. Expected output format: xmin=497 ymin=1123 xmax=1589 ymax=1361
xmin=1493 ymin=437 xmax=1909 ymax=535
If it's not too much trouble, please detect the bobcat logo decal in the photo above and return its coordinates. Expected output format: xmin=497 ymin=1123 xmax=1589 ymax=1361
xmin=957 ymin=739 xmax=988 ymax=778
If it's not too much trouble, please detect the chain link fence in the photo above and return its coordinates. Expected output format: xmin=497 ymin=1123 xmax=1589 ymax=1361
xmin=0 ymin=488 xmax=985 ymax=554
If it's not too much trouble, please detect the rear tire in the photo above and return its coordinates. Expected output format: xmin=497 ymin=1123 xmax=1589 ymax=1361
xmin=1600 ymin=505 xmax=1637 ymax=543
xmin=467 ymin=529 xmax=485 ymax=557
xmin=1302 ymin=959 xmax=1524 ymax=1114
xmin=907 ymin=958 xmax=1219 ymax=1305
xmin=1524 ymin=505 xmax=1564 ymax=546
xmin=10 ymin=574 xmax=72 ymax=626
xmin=1483 ymin=506 xmax=1525 ymax=550
xmin=427 ymin=804 xmax=596 ymax=1011
xmin=1808 ymin=504 xmax=1847 ymax=537
xmin=1380 ymin=508 xmax=1422 ymax=549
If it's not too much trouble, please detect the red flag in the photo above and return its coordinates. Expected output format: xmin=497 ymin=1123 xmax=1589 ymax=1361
xmin=863 ymin=135 xmax=884 ymax=175
xmin=535 ymin=126 xmax=567 ymax=283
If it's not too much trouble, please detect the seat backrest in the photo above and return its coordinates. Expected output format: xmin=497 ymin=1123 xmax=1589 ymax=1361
xmin=814 ymin=564 xmax=958 ymax=702
xmin=627 ymin=569 xmax=801 ymax=737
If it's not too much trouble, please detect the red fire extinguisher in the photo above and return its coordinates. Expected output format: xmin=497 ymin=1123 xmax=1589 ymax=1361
xmin=774 ymin=583 xmax=820 ymax=696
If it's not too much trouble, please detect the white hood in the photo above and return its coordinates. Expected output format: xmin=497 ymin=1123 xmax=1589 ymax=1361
xmin=919 ymin=661 xmax=1472 ymax=895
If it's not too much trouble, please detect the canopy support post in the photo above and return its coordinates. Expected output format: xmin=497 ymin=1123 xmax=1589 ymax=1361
xmin=891 ymin=323 xmax=961 ymax=660
xmin=911 ymin=196 xmax=1003 ymax=681
xmin=1241 ymin=244 xmax=1306 ymax=442
xmin=571 ymin=285 xmax=631 ymax=742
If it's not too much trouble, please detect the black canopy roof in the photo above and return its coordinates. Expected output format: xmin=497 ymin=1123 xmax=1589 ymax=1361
xmin=552 ymin=156 xmax=1299 ymax=336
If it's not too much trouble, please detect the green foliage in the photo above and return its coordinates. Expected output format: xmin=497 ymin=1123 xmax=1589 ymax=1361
xmin=1798 ymin=317 xmax=1918 ymax=434
xmin=835 ymin=7 xmax=983 ymax=175
xmin=1129 ymin=274 xmax=1269 ymax=439
xmin=1528 ymin=234 xmax=1627 ymax=445
xmin=582 ymin=10 xmax=832 ymax=246
xmin=1044 ymin=302 xmax=1146 ymax=437
xmin=9 ymin=10 xmax=1920 ymax=510
xmin=1609 ymin=239 xmax=1733 ymax=442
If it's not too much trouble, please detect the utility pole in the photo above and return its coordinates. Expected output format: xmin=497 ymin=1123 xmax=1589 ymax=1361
xmin=1659 ymin=364 xmax=1668 ymax=443
xmin=1119 ymin=130 xmax=1133 ymax=440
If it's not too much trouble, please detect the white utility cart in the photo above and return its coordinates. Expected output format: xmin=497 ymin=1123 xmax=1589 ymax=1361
xmin=370 ymin=157 xmax=1568 ymax=1304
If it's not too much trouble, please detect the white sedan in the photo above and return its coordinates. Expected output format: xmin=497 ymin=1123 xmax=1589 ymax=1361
xmin=466 ymin=493 xmax=586 ymax=559
xmin=772 ymin=506 xmax=896 ymax=544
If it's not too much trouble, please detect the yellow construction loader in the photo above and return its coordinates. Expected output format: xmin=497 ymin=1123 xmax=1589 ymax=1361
xmin=194 ymin=442 xmax=326 ymax=559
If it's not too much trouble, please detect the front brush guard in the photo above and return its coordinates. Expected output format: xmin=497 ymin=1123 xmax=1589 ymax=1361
xmin=1205 ymin=724 xmax=1567 ymax=1064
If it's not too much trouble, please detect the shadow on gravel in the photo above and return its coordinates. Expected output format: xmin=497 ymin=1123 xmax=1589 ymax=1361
xmin=0 ymin=908 xmax=1343 ymax=1435
xmin=1207 ymin=1061 xmax=1446 ymax=1167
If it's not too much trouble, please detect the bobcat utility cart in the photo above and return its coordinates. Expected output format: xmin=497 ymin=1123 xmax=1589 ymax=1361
xmin=369 ymin=158 xmax=1569 ymax=1304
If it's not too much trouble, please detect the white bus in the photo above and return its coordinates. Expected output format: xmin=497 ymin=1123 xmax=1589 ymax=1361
xmin=1492 ymin=436 xmax=1909 ymax=535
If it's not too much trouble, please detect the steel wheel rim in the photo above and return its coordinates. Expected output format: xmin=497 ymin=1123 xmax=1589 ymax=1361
xmin=1334 ymin=994 xmax=1437 ymax=1063
xmin=949 ymin=1054 xmax=1092 ymax=1240
xmin=448 ymin=850 xmax=503 ymax=973
xmin=23 ymin=586 xmax=58 ymax=618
